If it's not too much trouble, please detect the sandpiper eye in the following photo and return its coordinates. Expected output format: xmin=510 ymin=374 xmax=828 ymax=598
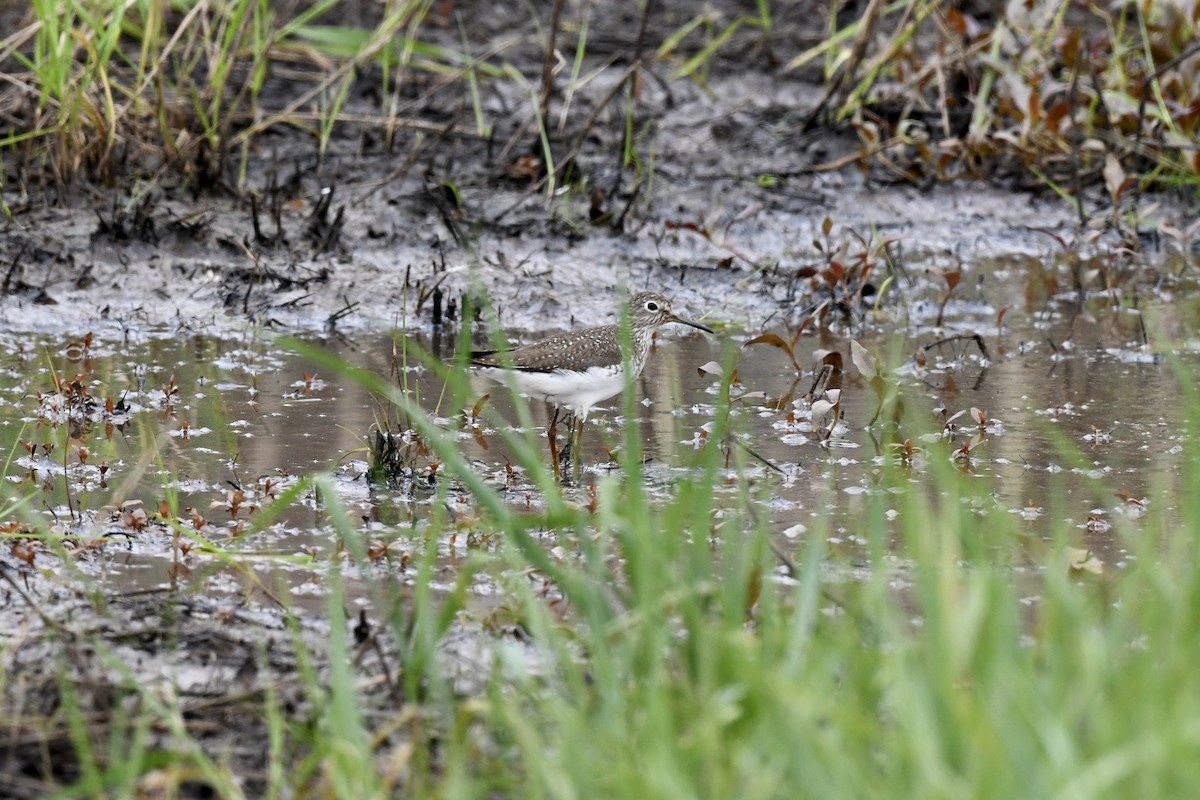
xmin=646 ymin=301 xmax=659 ymax=311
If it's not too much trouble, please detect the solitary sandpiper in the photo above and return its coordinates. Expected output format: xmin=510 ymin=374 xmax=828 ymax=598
xmin=467 ymin=292 xmax=713 ymax=473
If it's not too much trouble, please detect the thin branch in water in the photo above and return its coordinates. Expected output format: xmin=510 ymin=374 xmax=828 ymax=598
xmin=921 ymin=333 xmax=990 ymax=361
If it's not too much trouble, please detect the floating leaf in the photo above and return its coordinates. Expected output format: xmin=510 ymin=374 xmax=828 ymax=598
xmin=1065 ymin=547 xmax=1104 ymax=575
xmin=471 ymin=393 xmax=490 ymax=420
xmin=820 ymin=349 xmax=844 ymax=372
xmin=472 ymin=426 xmax=488 ymax=451
xmin=745 ymin=333 xmax=791 ymax=351
xmin=850 ymin=340 xmax=878 ymax=379
xmin=744 ymin=333 xmax=800 ymax=371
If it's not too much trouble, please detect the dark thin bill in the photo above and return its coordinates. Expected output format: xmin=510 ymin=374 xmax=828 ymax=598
xmin=671 ymin=315 xmax=714 ymax=334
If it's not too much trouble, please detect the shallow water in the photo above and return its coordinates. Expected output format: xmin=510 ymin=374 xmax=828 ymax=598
xmin=2 ymin=279 xmax=1198 ymax=609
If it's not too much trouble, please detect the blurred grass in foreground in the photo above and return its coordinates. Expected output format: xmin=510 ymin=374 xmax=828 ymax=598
xmin=4 ymin=336 xmax=1200 ymax=797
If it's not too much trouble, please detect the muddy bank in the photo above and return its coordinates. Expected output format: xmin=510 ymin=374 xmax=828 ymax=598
xmin=5 ymin=60 xmax=1178 ymax=337
xmin=0 ymin=139 xmax=1144 ymax=336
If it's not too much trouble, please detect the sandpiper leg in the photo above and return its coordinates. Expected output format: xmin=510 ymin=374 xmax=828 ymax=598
xmin=546 ymin=403 xmax=562 ymax=479
xmin=569 ymin=416 xmax=584 ymax=482
xmin=558 ymin=414 xmax=573 ymax=463
xmin=558 ymin=413 xmax=578 ymax=480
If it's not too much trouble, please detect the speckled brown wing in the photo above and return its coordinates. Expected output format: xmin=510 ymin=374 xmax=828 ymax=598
xmin=470 ymin=325 xmax=624 ymax=373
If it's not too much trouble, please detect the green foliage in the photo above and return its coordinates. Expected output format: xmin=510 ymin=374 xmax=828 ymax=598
xmin=4 ymin=0 xmax=1195 ymax=194
xmin=272 ymin=335 xmax=1200 ymax=798
xmin=4 ymin=329 xmax=1200 ymax=795
xmin=796 ymin=0 xmax=1200 ymax=188
xmin=0 ymin=0 xmax=470 ymax=186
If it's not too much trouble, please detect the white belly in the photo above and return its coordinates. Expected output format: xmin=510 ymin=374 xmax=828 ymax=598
xmin=474 ymin=365 xmax=626 ymax=420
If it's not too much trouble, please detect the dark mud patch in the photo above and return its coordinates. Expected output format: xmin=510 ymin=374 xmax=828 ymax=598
xmin=0 ymin=587 xmax=523 ymax=798
xmin=4 ymin=0 xmax=1193 ymax=335
xmin=6 ymin=116 xmax=1187 ymax=336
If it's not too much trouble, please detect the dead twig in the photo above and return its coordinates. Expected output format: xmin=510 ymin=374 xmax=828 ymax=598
xmin=801 ymin=0 xmax=884 ymax=129
xmin=920 ymin=333 xmax=990 ymax=361
xmin=539 ymin=0 xmax=567 ymax=127
xmin=492 ymin=60 xmax=642 ymax=223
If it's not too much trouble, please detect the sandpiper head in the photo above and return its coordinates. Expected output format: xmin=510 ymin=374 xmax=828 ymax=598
xmin=629 ymin=292 xmax=713 ymax=334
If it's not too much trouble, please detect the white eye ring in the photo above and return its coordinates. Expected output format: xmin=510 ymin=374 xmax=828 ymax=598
xmin=646 ymin=301 xmax=659 ymax=311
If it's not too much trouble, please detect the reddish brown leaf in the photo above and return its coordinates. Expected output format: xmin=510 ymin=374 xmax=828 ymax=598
xmin=1028 ymin=226 xmax=1069 ymax=250
xmin=507 ymin=154 xmax=542 ymax=182
xmin=1045 ymin=100 xmax=1070 ymax=134
xmin=945 ymin=8 xmax=966 ymax=35
xmin=664 ymin=220 xmax=713 ymax=241
xmin=168 ymin=562 xmax=192 ymax=581
xmin=744 ymin=333 xmax=800 ymax=370
xmin=816 ymin=349 xmax=844 ymax=372
xmin=589 ymin=188 xmax=608 ymax=222
xmin=471 ymin=393 xmax=490 ymax=421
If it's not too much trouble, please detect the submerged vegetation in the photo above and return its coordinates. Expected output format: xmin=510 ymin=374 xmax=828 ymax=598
xmin=2 ymin=0 xmax=1200 ymax=796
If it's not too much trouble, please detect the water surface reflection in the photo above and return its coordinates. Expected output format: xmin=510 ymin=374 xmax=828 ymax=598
xmin=1 ymin=293 xmax=1195 ymax=603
